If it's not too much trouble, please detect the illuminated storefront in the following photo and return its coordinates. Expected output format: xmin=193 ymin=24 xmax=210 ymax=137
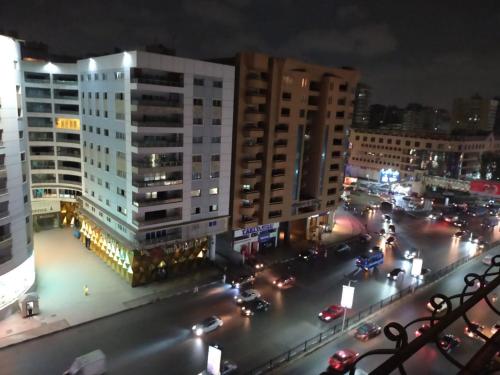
xmin=233 ymin=223 xmax=279 ymax=258
xmin=0 ymin=254 xmax=36 ymax=311
xmin=79 ymin=216 xmax=211 ymax=286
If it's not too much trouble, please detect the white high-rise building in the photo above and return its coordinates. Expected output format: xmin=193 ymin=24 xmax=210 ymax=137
xmin=21 ymin=60 xmax=82 ymax=229
xmin=76 ymin=51 xmax=234 ymax=286
xmin=0 ymin=35 xmax=35 ymax=317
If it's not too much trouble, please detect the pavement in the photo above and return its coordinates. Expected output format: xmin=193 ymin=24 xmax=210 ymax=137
xmin=0 ymin=228 xmax=221 ymax=349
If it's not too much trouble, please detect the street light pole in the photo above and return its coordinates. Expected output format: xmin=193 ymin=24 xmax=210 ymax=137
xmin=341 ymin=280 xmax=356 ymax=332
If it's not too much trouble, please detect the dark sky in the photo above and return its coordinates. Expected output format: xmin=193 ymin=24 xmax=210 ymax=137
xmin=2 ymin=0 xmax=500 ymax=109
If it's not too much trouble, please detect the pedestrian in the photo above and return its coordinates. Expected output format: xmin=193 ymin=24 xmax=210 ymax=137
xmin=222 ymin=273 xmax=226 ymax=284
xmin=83 ymin=284 xmax=89 ymax=296
xmin=27 ymin=305 xmax=33 ymax=318
xmin=193 ymin=286 xmax=199 ymax=293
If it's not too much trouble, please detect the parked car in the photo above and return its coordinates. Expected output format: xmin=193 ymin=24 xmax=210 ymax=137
xmin=192 ymin=316 xmax=223 ymax=336
xmin=464 ymin=322 xmax=486 ymax=341
xmin=427 ymin=297 xmax=447 ymax=314
xmin=415 ymin=323 xmax=430 ymax=337
xmin=298 ymin=248 xmax=321 ymax=261
xmin=233 ymin=289 xmax=261 ymax=304
xmin=379 ymin=228 xmax=386 ymax=236
xmin=328 ymin=349 xmax=359 ymax=372
xmin=272 ymin=275 xmax=296 ymax=289
xmin=387 ymin=268 xmax=405 ymax=281
xmin=404 ymin=248 xmax=417 ymax=260
xmin=229 ymin=273 xmax=255 ymax=289
xmin=355 ymin=322 xmax=382 ymax=341
xmin=240 ymin=298 xmax=270 ymax=316
xmin=318 ymin=305 xmax=345 ymax=321
xmin=439 ymin=334 xmax=461 ymax=352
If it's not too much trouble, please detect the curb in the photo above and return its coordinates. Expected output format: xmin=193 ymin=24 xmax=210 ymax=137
xmin=0 ymin=276 xmax=222 ymax=350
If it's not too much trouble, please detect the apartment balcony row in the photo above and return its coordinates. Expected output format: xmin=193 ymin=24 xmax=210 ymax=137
xmin=245 ymin=89 xmax=267 ymax=105
xmin=131 ymin=139 xmax=184 ymax=149
xmin=239 ymin=215 xmax=258 ymax=228
xmin=242 ymin=157 xmax=263 ymax=169
xmin=131 ymin=97 xmax=182 ymax=108
xmin=240 ymin=202 xmax=257 ymax=216
xmin=133 ymin=196 xmax=183 ymax=208
xmin=133 ymin=208 xmax=183 ymax=227
xmin=244 ymin=108 xmax=266 ymax=122
xmin=131 ymin=114 xmax=183 ymax=128
xmin=24 ymin=72 xmax=78 ymax=86
xmin=243 ymin=124 xmax=265 ymax=138
xmin=132 ymin=178 xmax=183 ymax=189
xmin=241 ymin=188 xmax=260 ymax=200
xmin=241 ymin=172 xmax=262 ymax=185
xmin=131 ymin=68 xmax=183 ymax=88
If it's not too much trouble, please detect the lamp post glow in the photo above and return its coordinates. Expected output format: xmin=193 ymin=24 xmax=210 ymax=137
xmin=411 ymin=257 xmax=423 ymax=293
xmin=340 ymin=281 xmax=356 ymax=332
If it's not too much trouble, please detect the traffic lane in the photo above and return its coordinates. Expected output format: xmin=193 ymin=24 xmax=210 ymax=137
xmin=280 ymin=254 xmax=498 ymax=375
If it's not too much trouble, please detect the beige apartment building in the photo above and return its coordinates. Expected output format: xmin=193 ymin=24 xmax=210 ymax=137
xmin=347 ymin=128 xmax=500 ymax=183
xmin=231 ymin=52 xmax=359 ymax=256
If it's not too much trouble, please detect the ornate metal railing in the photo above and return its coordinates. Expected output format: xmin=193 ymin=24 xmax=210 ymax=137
xmin=351 ymin=255 xmax=500 ymax=375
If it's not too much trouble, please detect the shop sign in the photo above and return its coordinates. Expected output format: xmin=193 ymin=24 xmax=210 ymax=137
xmin=470 ymin=180 xmax=500 ymax=196
xmin=235 ymin=223 xmax=279 ymax=238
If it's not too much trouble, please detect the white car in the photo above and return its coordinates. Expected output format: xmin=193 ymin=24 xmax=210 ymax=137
xmin=404 ymin=249 xmax=417 ymax=260
xmin=234 ymin=289 xmax=261 ymax=304
xmin=483 ymin=255 xmax=494 ymax=266
xmin=426 ymin=297 xmax=446 ymax=314
xmin=192 ymin=316 xmax=223 ymax=336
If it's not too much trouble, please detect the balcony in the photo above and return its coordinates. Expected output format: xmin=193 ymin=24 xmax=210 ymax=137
xmin=242 ymin=158 xmax=263 ymax=169
xmin=241 ymin=189 xmax=260 ymax=200
xmin=243 ymin=124 xmax=265 ymax=138
xmin=133 ymin=196 xmax=183 ymax=207
xmin=246 ymin=89 xmax=266 ymax=105
xmin=246 ymin=74 xmax=267 ymax=90
xmin=132 ymin=139 xmax=183 ymax=148
xmin=240 ymin=216 xmax=258 ymax=228
xmin=133 ymin=214 xmax=183 ymax=227
xmin=270 ymin=197 xmax=283 ymax=205
xmin=240 ymin=203 xmax=256 ymax=216
xmin=274 ymin=140 xmax=288 ymax=149
xmin=132 ymin=178 xmax=183 ymax=189
xmin=53 ymin=74 xmax=78 ymax=85
xmin=244 ymin=109 xmax=266 ymax=122
xmin=132 ymin=159 xmax=182 ymax=173
xmin=272 ymin=156 xmax=287 ymax=168
xmin=243 ymin=140 xmax=264 ymax=152
xmin=241 ymin=173 xmax=261 ymax=185
xmin=132 ymin=114 xmax=183 ymax=128
xmin=131 ymin=68 xmax=183 ymax=88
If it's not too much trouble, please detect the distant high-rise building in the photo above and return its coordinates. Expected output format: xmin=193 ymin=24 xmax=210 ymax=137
xmin=353 ymin=83 xmax=370 ymax=127
xmin=402 ymin=103 xmax=450 ymax=132
xmin=0 ymin=35 xmax=35 ymax=317
xmin=368 ymin=104 xmax=404 ymax=128
xmin=230 ymin=52 xmax=359 ymax=254
xmin=451 ymin=94 xmax=498 ymax=133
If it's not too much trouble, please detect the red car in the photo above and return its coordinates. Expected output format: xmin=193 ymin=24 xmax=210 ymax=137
xmin=318 ymin=305 xmax=345 ymax=322
xmin=328 ymin=349 xmax=359 ymax=372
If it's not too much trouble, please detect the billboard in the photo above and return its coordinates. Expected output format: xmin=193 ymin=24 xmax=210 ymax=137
xmin=470 ymin=180 xmax=500 ymax=196
xmin=207 ymin=345 xmax=222 ymax=375
xmin=340 ymin=285 xmax=355 ymax=309
xmin=379 ymin=169 xmax=400 ymax=184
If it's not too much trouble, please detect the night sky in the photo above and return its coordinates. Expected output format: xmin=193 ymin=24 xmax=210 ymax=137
xmin=2 ymin=0 xmax=500 ymax=109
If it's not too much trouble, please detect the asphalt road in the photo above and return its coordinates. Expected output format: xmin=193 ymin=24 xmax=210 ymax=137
xmin=280 ymin=251 xmax=500 ymax=375
xmin=1 ymin=203 xmax=499 ymax=375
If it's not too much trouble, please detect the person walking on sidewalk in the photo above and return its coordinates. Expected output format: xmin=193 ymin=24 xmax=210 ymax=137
xmin=83 ymin=284 xmax=89 ymax=296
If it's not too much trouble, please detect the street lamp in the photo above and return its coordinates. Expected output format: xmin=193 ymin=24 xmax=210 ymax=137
xmin=340 ymin=280 xmax=356 ymax=332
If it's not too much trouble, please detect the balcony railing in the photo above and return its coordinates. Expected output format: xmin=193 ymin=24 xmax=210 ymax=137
xmin=131 ymin=77 xmax=183 ymax=87
xmin=132 ymin=160 xmax=182 ymax=168
xmin=131 ymin=99 xmax=182 ymax=107
xmin=133 ymin=197 xmax=183 ymax=207
xmin=133 ymin=214 xmax=183 ymax=226
xmin=133 ymin=179 xmax=183 ymax=188
xmin=132 ymin=140 xmax=183 ymax=148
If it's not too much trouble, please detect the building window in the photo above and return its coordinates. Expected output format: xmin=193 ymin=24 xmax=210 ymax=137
xmin=192 ymin=155 xmax=202 ymax=163
xmin=281 ymin=108 xmax=290 ymax=117
xmin=117 ymin=206 xmax=127 ymax=215
xmin=192 ymin=207 xmax=201 ymax=214
xmin=192 ymin=172 xmax=202 ymax=180
xmin=212 ymin=99 xmax=222 ymax=107
xmin=193 ymin=118 xmax=203 ymax=125
xmin=209 ymin=204 xmax=218 ymax=212
xmin=213 ymin=81 xmax=223 ymax=88
xmin=193 ymin=136 xmax=203 ymax=144
xmin=194 ymin=78 xmax=204 ymax=86
xmin=332 ymin=138 xmax=342 ymax=146
xmin=209 ymin=187 xmax=218 ymax=195
xmin=193 ymin=98 xmax=203 ymax=106
xmin=104 ymin=129 xmax=109 ymax=136
xmin=191 ymin=189 xmax=201 ymax=197
xmin=334 ymin=125 xmax=344 ymax=132
xmin=211 ymin=137 xmax=221 ymax=144
xmin=212 ymin=119 xmax=221 ymax=125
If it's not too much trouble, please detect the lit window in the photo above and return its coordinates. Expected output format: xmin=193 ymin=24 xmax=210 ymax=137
xmin=209 ymin=187 xmax=218 ymax=195
xmin=191 ymin=189 xmax=201 ymax=197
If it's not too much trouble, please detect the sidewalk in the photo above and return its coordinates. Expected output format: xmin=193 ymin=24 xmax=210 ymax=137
xmin=257 ymin=209 xmax=365 ymax=266
xmin=0 ymin=228 xmax=221 ymax=349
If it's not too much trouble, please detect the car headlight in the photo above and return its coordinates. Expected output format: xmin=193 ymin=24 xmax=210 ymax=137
xmin=387 ymin=273 xmax=390 ymax=277
xmin=237 ymin=298 xmax=242 ymax=303
xmin=236 ymin=283 xmax=240 ymax=288
xmin=325 ymin=316 xmax=331 ymax=320
xmin=272 ymin=280 xmax=276 ymax=284
xmin=195 ymin=328 xmax=203 ymax=336
xmin=393 ymin=276 xmax=397 ymax=280
xmin=318 ymin=312 xmax=323 ymax=316
xmin=192 ymin=325 xmax=197 ymax=330
xmin=278 ymin=283 xmax=283 ymax=287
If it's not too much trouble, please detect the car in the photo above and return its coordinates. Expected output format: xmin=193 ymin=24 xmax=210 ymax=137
xmin=355 ymin=322 xmax=382 ymax=341
xmin=240 ymin=298 xmax=270 ymax=316
xmin=272 ymin=275 xmax=296 ymax=289
xmin=388 ymin=224 xmax=396 ymax=234
xmin=318 ymin=304 xmax=345 ymax=321
xmin=369 ymin=201 xmax=380 ymax=209
xmin=427 ymin=297 xmax=447 ymax=314
xmin=229 ymin=273 xmax=255 ymax=288
xmin=492 ymin=322 xmax=500 ymax=335
xmin=233 ymin=289 xmax=261 ymax=304
xmin=445 ymin=214 xmax=459 ymax=223
xmin=453 ymin=219 xmax=467 ymax=228
xmin=404 ymin=249 xmax=417 ymax=260
xmin=385 ymin=236 xmax=396 ymax=246
xmin=328 ymin=349 xmax=360 ymax=372
xmin=383 ymin=214 xmax=392 ymax=223
xmin=298 ymin=248 xmax=321 ymax=261
xmin=379 ymin=228 xmax=386 ymax=236
xmin=439 ymin=334 xmax=461 ymax=352
xmin=470 ymin=233 xmax=483 ymax=244
xmin=418 ymin=268 xmax=431 ymax=280
xmin=415 ymin=323 xmax=430 ymax=337
xmin=359 ymin=233 xmax=372 ymax=243
xmin=454 ymin=230 xmax=467 ymax=238
xmin=336 ymin=243 xmax=351 ymax=253
xmin=246 ymin=258 xmax=264 ymax=271
xmin=464 ymin=322 xmax=486 ymax=341
xmin=428 ymin=213 xmax=441 ymax=220
xmin=192 ymin=316 xmax=223 ymax=336
xmin=483 ymin=255 xmax=494 ymax=265
xmin=477 ymin=240 xmax=488 ymax=249
xmin=387 ymin=268 xmax=405 ymax=281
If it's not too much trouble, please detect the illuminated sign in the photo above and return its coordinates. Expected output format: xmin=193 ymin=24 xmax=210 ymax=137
xmin=470 ymin=180 xmax=500 ymax=196
xmin=340 ymin=285 xmax=355 ymax=309
xmin=56 ymin=118 xmax=80 ymax=130
xmin=379 ymin=169 xmax=400 ymax=184
xmin=207 ymin=345 xmax=222 ymax=375
xmin=240 ymin=223 xmax=278 ymax=236
xmin=411 ymin=258 xmax=423 ymax=277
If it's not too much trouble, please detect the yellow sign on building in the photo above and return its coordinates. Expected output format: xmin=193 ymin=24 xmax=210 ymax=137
xmin=56 ymin=118 xmax=80 ymax=130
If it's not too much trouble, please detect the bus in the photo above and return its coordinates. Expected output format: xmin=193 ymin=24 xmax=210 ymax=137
xmin=356 ymin=249 xmax=384 ymax=271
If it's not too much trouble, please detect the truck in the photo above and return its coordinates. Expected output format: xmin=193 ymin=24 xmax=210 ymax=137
xmin=63 ymin=350 xmax=106 ymax=375
xmin=356 ymin=249 xmax=384 ymax=271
